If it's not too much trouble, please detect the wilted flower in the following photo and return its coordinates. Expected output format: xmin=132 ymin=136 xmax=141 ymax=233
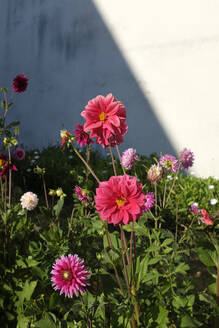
xmin=51 ymin=254 xmax=90 ymax=298
xmin=60 ymin=130 xmax=72 ymax=150
xmin=14 ymin=147 xmax=25 ymax=161
xmin=200 ymin=209 xmax=213 ymax=226
xmin=81 ymin=94 xmax=128 ymax=148
xmin=179 ymin=148 xmax=194 ymax=170
xmin=20 ymin=191 xmax=38 ymax=211
xmin=73 ymin=124 xmax=94 ymax=147
xmin=210 ymin=198 xmax=218 ymax=205
xmin=12 ymin=74 xmax=28 ymax=93
xmin=121 ymin=148 xmax=139 ymax=170
xmin=143 ymin=192 xmax=155 ymax=212
xmin=159 ymin=154 xmax=178 ymax=173
xmin=75 ymin=185 xmax=90 ymax=205
xmin=95 ymin=174 xmax=146 ymax=225
xmin=147 ymin=164 xmax=163 ymax=184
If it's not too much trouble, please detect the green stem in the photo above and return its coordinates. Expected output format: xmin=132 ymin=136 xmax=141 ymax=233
xmin=164 ymin=169 xmax=180 ymax=208
xmin=8 ymin=146 xmax=11 ymax=207
xmin=115 ymin=144 xmax=126 ymax=174
xmin=72 ymin=144 xmax=100 ymax=183
xmin=109 ymin=144 xmax=117 ymax=176
xmin=42 ymin=175 xmax=49 ymax=208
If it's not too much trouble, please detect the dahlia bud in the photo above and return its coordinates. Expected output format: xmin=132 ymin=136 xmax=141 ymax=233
xmin=56 ymin=187 xmax=64 ymax=197
xmin=147 ymin=164 xmax=163 ymax=184
xmin=34 ymin=165 xmax=46 ymax=175
xmin=49 ymin=189 xmax=56 ymax=196
xmin=60 ymin=130 xmax=72 ymax=150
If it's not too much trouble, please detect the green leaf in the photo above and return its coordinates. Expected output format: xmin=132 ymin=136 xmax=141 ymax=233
xmin=175 ymin=262 xmax=189 ymax=274
xmin=181 ymin=314 xmax=197 ymax=327
xmin=16 ymin=280 xmax=37 ymax=306
xmin=196 ymin=247 xmax=217 ymax=267
xmin=161 ymin=238 xmax=174 ymax=247
xmin=54 ymin=198 xmax=64 ymax=218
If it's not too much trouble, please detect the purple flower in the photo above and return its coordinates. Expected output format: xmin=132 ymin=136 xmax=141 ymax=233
xmin=51 ymin=254 xmax=90 ymax=298
xmin=75 ymin=185 xmax=90 ymax=204
xmin=14 ymin=147 xmax=25 ymax=161
xmin=73 ymin=124 xmax=94 ymax=147
xmin=179 ymin=148 xmax=194 ymax=170
xmin=189 ymin=203 xmax=201 ymax=215
xmin=159 ymin=154 xmax=178 ymax=172
xmin=143 ymin=192 xmax=155 ymax=212
xmin=121 ymin=148 xmax=139 ymax=170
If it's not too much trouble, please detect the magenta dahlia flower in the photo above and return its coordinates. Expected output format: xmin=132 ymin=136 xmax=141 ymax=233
xmin=159 ymin=154 xmax=178 ymax=172
xmin=147 ymin=164 xmax=163 ymax=184
xmin=12 ymin=74 xmax=28 ymax=93
xmin=81 ymin=94 xmax=128 ymax=148
xmin=189 ymin=203 xmax=201 ymax=215
xmin=179 ymin=148 xmax=194 ymax=170
xmin=143 ymin=192 xmax=155 ymax=212
xmin=121 ymin=148 xmax=139 ymax=170
xmin=51 ymin=254 xmax=90 ymax=297
xmin=73 ymin=124 xmax=94 ymax=147
xmin=95 ymin=174 xmax=146 ymax=225
xmin=75 ymin=185 xmax=90 ymax=204
xmin=14 ymin=147 xmax=25 ymax=161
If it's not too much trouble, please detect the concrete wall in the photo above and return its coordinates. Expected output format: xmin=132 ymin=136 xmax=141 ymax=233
xmin=0 ymin=0 xmax=219 ymax=177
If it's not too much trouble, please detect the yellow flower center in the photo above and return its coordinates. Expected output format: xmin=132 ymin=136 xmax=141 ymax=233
xmin=0 ymin=159 xmax=4 ymax=168
xmin=63 ymin=271 xmax=70 ymax=280
xmin=99 ymin=112 xmax=107 ymax=121
xmin=116 ymin=196 xmax=126 ymax=207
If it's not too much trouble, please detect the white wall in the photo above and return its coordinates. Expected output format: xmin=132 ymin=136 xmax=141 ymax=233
xmin=0 ymin=0 xmax=219 ymax=177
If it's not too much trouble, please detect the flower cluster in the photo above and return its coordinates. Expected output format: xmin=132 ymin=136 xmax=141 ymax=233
xmin=121 ymin=148 xmax=139 ymax=170
xmin=51 ymin=254 xmax=90 ymax=298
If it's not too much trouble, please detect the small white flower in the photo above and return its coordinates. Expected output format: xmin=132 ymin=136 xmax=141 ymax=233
xmin=20 ymin=191 xmax=38 ymax=211
xmin=209 ymin=185 xmax=214 ymax=190
xmin=31 ymin=160 xmax=35 ymax=164
xmin=69 ymin=155 xmax=73 ymax=159
xmin=192 ymin=202 xmax=199 ymax=207
xmin=167 ymin=175 xmax=173 ymax=180
xmin=214 ymin=176 xmax=219 ymax=180
xmin=26 ymin=168 xmax=31 ymax=172
xmin=210 ymin=198 xmax=218 ymax=205
xmin=34 ymin=151 xmax=39 ymax=154
xmin=34 ymin=155 xmax=40 ymax=160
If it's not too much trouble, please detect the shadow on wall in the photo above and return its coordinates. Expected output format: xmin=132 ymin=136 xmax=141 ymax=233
xmin=0 ymin=0 xmax=176 ymax=157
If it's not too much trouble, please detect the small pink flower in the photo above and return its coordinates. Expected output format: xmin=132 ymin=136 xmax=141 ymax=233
xmin=81 ymin=94 xmax=128 ymax=148
xmin=190 ymin=203 xmax=201 ymax=215
xmin=159 ymin=154 xmax=178 ymax=172
xmin=51 ymin=254 xmax=90 ymax=298
xmin=0 ymin=162 xmax=18 ymax=179
xmin=143 ymin=192 xmax=155 ymax=212
xmin=200 ymin=209 xmax=213 ymax=226
xmin=121 ymin=148 xmax=139 ymax=170
xmin=75 ymin=185 xmax=90 ymax=204
xmin=14 ymin=147 xmax=25 ymax=161
xmin=12 ymin=74 xmax=28 ymax=93
xmin=95 ymin=174 xmax=146 ymax=225
xmin=73 ymin=124 xmax=94 ymax=147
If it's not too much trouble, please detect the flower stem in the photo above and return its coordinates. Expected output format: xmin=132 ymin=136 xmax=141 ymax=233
xmin=164 ymin=169 xmax=179 ymax=208
xmin=42 ymin=175 xmax=49 ymax=208
xmin=115 ymin=144 xmax=125 ymax=174
xmin=72 ymin=144 xmax=100 ymax=183
xmin=8 ymin=146 xmax=12 ymax=206
xmin=109 ymin=144 xmax=117 ymax=176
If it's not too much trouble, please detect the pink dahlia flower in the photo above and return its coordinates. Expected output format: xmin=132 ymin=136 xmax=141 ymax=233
xmin=81 ymin=94 xmax=128 ymax=148
xmin=147 ymin=164 xmax=163 ymax=184
xmin=189 ymin=203 xmax=201 ymax=215
xmin=179 ymin=148 xmax=194 ymax=170
xmin=95 ymin=174 xmax=146 ymax=225
xmin=73 ymin=124 xmax=94 ymax=147
xmin=12 ymin=74 xmax=28 ymax=93
xmin=121 ymin=148 xmax=139 ymax=170
xmin=143 ymin=192 xmax=155 ymax=212
xmin=14 ymin=147 xmax=25 ymax=161
xmin=51 ymin=254 xmax=90 ymax=297
xmin=159 ymin=154 xmax=178 ymax=173
xmin=20 ymin=191 xmax=38 ymax=211
xmin=200 ymin=209 xmax=213 ymax=226
xmin=75 ymin=185 xmax=90 ymax=205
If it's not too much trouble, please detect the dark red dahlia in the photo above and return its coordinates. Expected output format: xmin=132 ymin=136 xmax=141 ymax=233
xmin=12 ymin=74 xmax=28 ymax=93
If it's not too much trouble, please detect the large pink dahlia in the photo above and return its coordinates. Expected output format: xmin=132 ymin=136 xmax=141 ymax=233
xmin=51 ymin=254 xmax=90 ymax=298
xmin=81 ymin=94 xmax=128 ymax=148
xmin=95 ymin=174 xmax=146 ymax=225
